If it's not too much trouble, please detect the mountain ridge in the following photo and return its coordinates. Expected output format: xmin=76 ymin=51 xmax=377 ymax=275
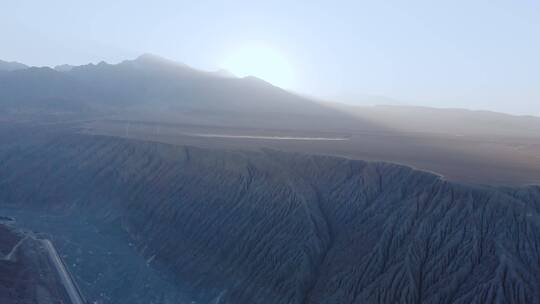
xmin=2 ymin=55 xmax=538 ymax=121
xmin=0 ymin=59 xmax=28 ymax=72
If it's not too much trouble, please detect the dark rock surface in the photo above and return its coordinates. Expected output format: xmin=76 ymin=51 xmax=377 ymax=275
xmin=0 ymin=207 xmax=189 ymax=304
xmin=0 ymin=133 xmax=539 ymax=303
xmin=0 ymin=224 xmax=76 ymax=304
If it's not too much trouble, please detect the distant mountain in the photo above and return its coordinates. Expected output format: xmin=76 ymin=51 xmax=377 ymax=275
xmin=54 ymin=64 xmax=75 ymax=72
xmin=0 ymin=66 xmax=94 ymax=113
xmin=2 ymin=54 xmax=539 ymax=137
xmin=0 ymin=59 xmax=28 ymax=72
xmin=328 ymin=103 xmax=540 ymax=138
xmin=0 ymin=54 xmax=368 ymax=130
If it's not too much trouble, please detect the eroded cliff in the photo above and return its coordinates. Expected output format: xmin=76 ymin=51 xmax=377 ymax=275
xmin=0 ymin=133 xmax=539 ymax=304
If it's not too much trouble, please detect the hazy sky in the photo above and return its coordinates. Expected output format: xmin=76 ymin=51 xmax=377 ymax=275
xmin=2 ymin=0 xmax=540 ymax=115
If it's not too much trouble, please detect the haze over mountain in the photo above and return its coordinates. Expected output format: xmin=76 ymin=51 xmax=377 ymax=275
xmin=328 ymin=103 xmax=540 ymax=138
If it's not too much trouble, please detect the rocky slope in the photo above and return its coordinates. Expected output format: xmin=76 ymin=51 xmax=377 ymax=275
xmin=0 ymin=223 xmax=81 ymax=304
xmin=0 ymin=132 xmax=539 ymax=303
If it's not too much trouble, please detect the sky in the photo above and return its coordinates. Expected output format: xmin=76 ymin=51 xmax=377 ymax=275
xmin=1 ymin=0 xmax=540 ymax=115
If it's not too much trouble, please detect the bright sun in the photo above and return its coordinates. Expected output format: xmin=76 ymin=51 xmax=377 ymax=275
xmin=222 ymin=44 xmax=295 ymax=88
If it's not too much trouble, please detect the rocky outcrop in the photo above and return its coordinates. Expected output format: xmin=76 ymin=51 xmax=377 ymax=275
xmin=0 ymin=133 xmax=539 ymax=303
xmin=0 ymin=224 xmax=81 ymax=304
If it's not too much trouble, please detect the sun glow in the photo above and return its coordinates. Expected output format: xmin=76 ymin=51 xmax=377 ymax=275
xmin=222 ymin=44 xmax=295 ymax=88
